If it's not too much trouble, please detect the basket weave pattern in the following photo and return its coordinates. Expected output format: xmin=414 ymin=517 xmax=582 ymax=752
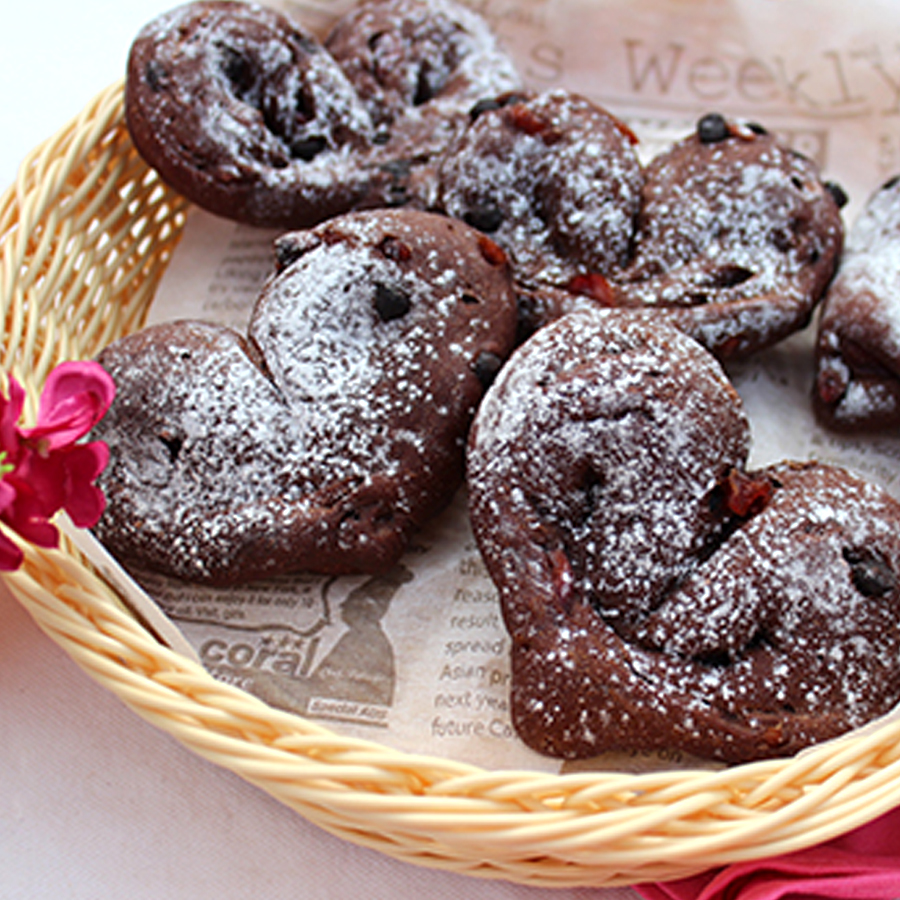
xmin=3 ymin=81 xmax=900 ymax=888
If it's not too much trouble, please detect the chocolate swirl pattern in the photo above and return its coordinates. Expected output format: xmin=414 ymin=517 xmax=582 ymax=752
xmin=92 ymin=210 xmax=518 ymax=585
xmin=125 ymin=0 xmax=521 ymax=229
xmin=815 ymin=176 xmax=900 ymax=431
xmin=467 ymin=309 xmax=900 ymax=764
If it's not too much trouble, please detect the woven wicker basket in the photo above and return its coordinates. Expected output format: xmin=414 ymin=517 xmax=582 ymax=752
xmin=4 ymin=81 xmax=900 ymax=889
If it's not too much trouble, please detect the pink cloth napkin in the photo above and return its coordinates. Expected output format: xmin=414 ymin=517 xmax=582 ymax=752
xmin=635 ymin=806 xmax=900 ymax=900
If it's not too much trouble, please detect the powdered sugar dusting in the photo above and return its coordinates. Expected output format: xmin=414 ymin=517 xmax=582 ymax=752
xmin=439 ymin=91 xmax=643 ymax=288
xmin=94 ymin=209 xmax=517 ymax=584
xmin=815 ymin=179 xmax=900 ymax=428
xmin=469 ymin=309 xmax=900 ymax=763
xmin=469 ymin=309 xmax=751 ymax=624
xmin=612 ymin=127 xmax=842 ymax=359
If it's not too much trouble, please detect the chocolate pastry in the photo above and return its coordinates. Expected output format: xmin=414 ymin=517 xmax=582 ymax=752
xmin=125 ymin=0 xmax=520 ymax=228
xmin=438 ymin=90 xmax=642 ymax=294
xmin=455 ymin=110 xmax=843 ymax=356
xmin=92 ymin=209 xmax=518 ymax=585
xmin=612 ymin=115 xmax=845 ymax=359
xmin=815 ymin=176 xmax=900 ymax=431
xmin=467 ymin=309 xmax=900 ymax=764
xmin=326 ymin=0 xmax=520 ymax=205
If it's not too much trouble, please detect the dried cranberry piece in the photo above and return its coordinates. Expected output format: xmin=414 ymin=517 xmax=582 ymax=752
xmin=722 ymin=468 xmax=774 ymax=517
xmin=567 ymin=272 xmax=616 ymax=305
xmin=507 ymin=104 xmax=550 ymax=137
xmin=378 ymin=235 xmax=412 ymax=262
xmin=477 ymin=235 xmax=507 ymax=267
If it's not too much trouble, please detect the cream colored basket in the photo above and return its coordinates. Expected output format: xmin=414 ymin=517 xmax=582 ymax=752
xmin=4 ymin=81 xmax=900 ymax=890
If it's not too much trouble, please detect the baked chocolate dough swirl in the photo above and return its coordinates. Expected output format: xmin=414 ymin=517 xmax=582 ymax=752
xmin=467 ymin=309 xmax=900 ymax=764
xmin=815 ymin=176 xmax=900 ymax=431
xmin=92 ymin=210 xmax=518 ymax=585
xmin=125 ymin=0 xmax=521 ymax=228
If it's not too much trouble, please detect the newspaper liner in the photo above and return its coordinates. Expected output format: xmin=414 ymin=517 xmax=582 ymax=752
xmin=85 ymin=0 xmax=900 ymax=774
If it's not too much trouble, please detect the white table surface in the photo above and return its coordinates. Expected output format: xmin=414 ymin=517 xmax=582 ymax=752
xmin=0 ymin=3 xmax=642 ymax=897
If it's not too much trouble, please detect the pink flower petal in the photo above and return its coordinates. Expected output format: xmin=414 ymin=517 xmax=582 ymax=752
xmin=0 ymin=480 xmax=15 ymax=515
xmin=2 ymin=497 xmax=59 ymax=548
xmin=0 ymin=529 xmax=23 ymax=571
xmin=61 ymin=442 xmax=110 ymax=527
xmin=11 ymin=450 xmax=64 ymax=518
xmin=23 ymin=361 xmax=116 ymax=450
xmin=0 ymin=375 xmax=24 ymax=456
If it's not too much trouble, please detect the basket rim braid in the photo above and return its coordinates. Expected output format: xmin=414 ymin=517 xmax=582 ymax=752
xmin=5 ymin=80 xmax=900 ymax=889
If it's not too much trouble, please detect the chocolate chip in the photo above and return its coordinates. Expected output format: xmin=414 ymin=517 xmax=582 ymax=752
xmin=824 ymin=181 xmax=849 ymax=209
xmin=219 ymin=44 xmax=253 ymax=95
xmin=464 ymin=204 xmax=504 ymax=234
xmin=374 ymin=283 xmax=411 ymax=321
xmin=274 ymin=233 xmax=322 ymax=271
xmin=473 ymin=351 xmax=503 ymax=387
xmin=461 ymin=293 xmax=480 ymax=305
xmin=159 ymin=432 xmax=183 ymax=465
xmin=844 ymin=547 xmax=897 ymax=597
xmin=883 ymin=175 xmax=900 ymax=191
xmin=707 ymin=264 xmax=754 ymax=288
xmin=470 ymin=98 xmax=502 ymax=121
xmin=291 ymin=136 xmax=327 ymax=161
xmin=297 ymin=35 xmax=320 ymax=56
xmin=499 ymin=93 xmax=531 ymax=108
xmin=697 ymin=113 xmax=729 ymax=144
xmin=746 ymin=121 xmax=768 ymax=135
xmin=387 ymin=188 xmax=409 ymax=207
xmin=770 ymin=227 xmax=794 ymax=253
xmin=145 ymin=59 xmax=168 ymax=92
xmin=380 ymin=159 xmax=412 ymax=179
xmin=294 ymin=87 xmax=314 ymax=121
xmin=413 ymin=65 xmax=435 ymax=106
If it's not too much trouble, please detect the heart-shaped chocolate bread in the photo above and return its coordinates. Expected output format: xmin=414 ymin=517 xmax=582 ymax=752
xmin=93 ymin=209 xmax=518 ymax=585
xmin=125 ymin=0 xmax=521 ymax=229
xmin=467 ymin=309 xmax=900 ymax=764
xmin=815 ymin=176 xmax=900 ymax=431
xmin=439 ymin=102 xmax=844 ymax=359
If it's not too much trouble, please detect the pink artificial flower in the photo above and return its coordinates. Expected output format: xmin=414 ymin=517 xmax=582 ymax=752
xmin=20 ymin=360 xmax=117 ymax=451
xmin=0 ymin=361 xmax=115 ymax=571
xmin=0 ymin=479 xmax=22 ymax=570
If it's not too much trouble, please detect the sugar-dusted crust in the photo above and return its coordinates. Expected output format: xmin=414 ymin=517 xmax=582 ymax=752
xmin=614 ymin=118 xmax=844 ymax=360
xmin=125 ymin=0 xmax=520 ymax=228
xmin=326 ymin=0 xmax=520 ymax=161
xmin=92 ymin=210 xmax=518 ymax=585
xmin=437 ymin=90 xmax=643 ymax=316
xmin=468 ymin=309 xmax=900 ymax=764
xmin=815 ymin=177 xmax=900 ymax=431
xmin=437 ymin=106 xmax=843 ymax=358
